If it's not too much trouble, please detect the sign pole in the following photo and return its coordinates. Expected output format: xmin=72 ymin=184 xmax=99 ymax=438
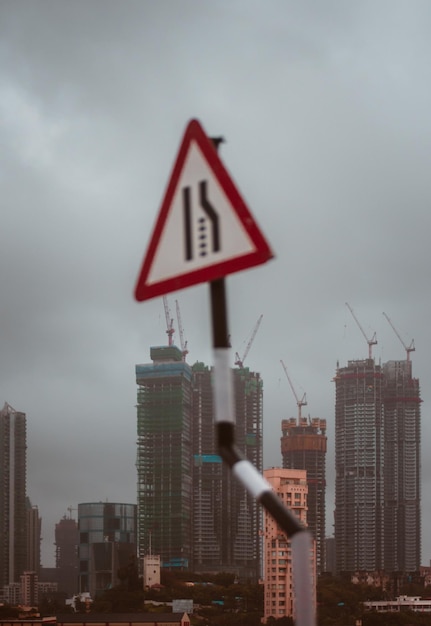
xmin=209 ymin=276 xmax=315 ymax=626
xmin=208 ymin=142 xmax=315 ymax=626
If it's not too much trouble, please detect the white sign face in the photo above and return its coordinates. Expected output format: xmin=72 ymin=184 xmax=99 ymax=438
xmin=147 ymin=141 xmax=255 ymax=285
xmin=135 ymin=119 xmax=273 ymax=301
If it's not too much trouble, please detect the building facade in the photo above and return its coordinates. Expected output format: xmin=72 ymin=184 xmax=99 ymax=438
xmin=334 ymin=357 xmax=421 ymax=573
xmin=78 ymin=502 xmax=137 ymax=597
xmin=262 ymin=468 xmax=314 ymax=622
xmin=55 ymin=516 xmax=79 ymax=597
xmin=136 ymin=346 xmax=193 ymax=569
xmin=281 ymin=417 xmax=326 ymax=574
xmin=383 ymin=360 xmax=421 ymax=572
xmin=191 ymin=363 xmax=263 ymax=580
xmin=136 ymin=349 xmax=263 ymax=580
xmin=0 ymin=403 xmax=27 ymax=589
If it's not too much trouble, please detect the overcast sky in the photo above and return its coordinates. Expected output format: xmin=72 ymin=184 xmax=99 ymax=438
xmin=2 ymin=1 xmax=431 ymax=568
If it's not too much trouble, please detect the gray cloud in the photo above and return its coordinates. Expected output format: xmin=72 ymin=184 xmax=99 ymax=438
xmin=1 ymin=0 xmax=430 ymax=566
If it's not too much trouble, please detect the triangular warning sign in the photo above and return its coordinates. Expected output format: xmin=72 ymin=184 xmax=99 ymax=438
xmin=134 ymin=119 xmax=274 ymax=301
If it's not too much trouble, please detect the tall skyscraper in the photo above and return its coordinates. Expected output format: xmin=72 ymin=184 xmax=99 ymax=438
xmin=78 ymin=502 xmax=137 ymax=597
xmin=334 ymin=359 xmax=384 ymax=572
xmin=262 ymin=468 xmax=314 ymax=622
xmin=136 ymin=347 xmax=263 ymax=580
xmin=192 ymin=363 xmax=263 ymax=580
xmin=383 ymin=359 xmax=421 ymax=572
xmin=136 ymin=345 xmax=193 ymax=569
xmin=281 ymin=417 xmax=326 ymax=574
xmin=0 ymin=403 xmax=27 ymax=588
xmin=334 ymin=356 xmax=421 ymax=573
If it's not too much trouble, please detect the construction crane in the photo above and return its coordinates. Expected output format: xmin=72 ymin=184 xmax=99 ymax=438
xmin=175 ymin=299 xmax=189 ymax=361
xmin=345 ymin=302 xmax=377 ymax=359
xmin=234 ymin=314 xmax=263 ymax=368
xmin=383 ymin=311 xmax=415 ymax=362
xmin=280 ymin=360 xmax=307 ymax=423
xmin=163 ymin=295 xmax=175 ymax=346
xmin=67 ymin=506 xmax=76 ymax=520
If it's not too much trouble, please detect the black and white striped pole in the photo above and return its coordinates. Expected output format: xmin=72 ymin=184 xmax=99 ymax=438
xmin=209 ymin=274 xmax=315 ymax=626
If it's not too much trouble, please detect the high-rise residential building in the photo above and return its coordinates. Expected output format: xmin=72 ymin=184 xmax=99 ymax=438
xmin=334 ymin=356 xmax=421 ymax=574
xmin=281 ymin=417 xmax=326 ymax=574
xmin=78 ymin=502 xmax=137 ymax=597
xmin=334 ymin=359 xmax=384 ymax=573
xmin=383 ymin=359 xmax=421 ymax=572
xmin=136 ymin=347 xmax=264 ymax=580
xmin=192 ymin=363 xmax=263 ymax=580
xmin=136 ymin=346 xmax=193 ymax=569
xmin=262 ymin=468 xmax=314 ymax=623
xmin=0 ymin=403 xmax=27 ymax=588
xmin=55 ymin=515 xmax=79 ymax=597
xmin=26 ymin=499 xmax=41 ymax=575
xmin=20 ymin=570 xmax=38 ymax=607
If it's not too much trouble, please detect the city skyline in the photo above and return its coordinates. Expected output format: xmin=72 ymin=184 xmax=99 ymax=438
xmin=1 ymin=1 xmax=431 ymax=570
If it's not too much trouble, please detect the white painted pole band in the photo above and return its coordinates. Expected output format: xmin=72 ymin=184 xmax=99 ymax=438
xmin=291 ymin=531 xmax=315 ymax=626
xmin=232 ymin=459 xmax=272 ymax=499
xmin=213 ymin=347 xmax=235 ymax=424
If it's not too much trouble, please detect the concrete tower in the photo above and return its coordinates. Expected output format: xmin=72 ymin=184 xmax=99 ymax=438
xmin=281 ymin=417 xmax=326 ymax=574
xmin=136 ymin=346 xmax=193 ymax=569
xmin=383 ymin=359 xmax=421 ymax=572
xmin=0 ymin=403 xmax=27 ymax=588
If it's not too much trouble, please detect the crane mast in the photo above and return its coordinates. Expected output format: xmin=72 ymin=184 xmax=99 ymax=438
xmin=345 ymin=302 xmax=377 ymax=359
xmin=163 ymin=296 xmax=175 ymax=346
xmin=234 ymin=314 xmax=263 ymax=368
xmin=383 ymin=312 xmax=415 ymax=362
xmin=175 ymin=299 xmax=189 ymax=361
xmin=280 ymin=360 xmax=307 ymax=424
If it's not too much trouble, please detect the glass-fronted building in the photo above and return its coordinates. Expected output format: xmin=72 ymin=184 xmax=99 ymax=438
xmin=78 ymin=502 xmax=137 ymax=597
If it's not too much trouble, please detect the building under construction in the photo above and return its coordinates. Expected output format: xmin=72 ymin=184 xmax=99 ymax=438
xmin=335 ymin=307 xmax=421 ymax=574
xmin=136 ymin=348 xmax=263 ymax=580
xmin=334 ymin=358 xmax=385 ymax=573
xmin=136 ymin=345 xmax=193 ymax=569
xmin=334 ymin=357 xmax=421 ymax=573
xmin=281 ymin=417 xmax=327 ymax=574
xmin=383 ymin=359 xmax=421 ymax=572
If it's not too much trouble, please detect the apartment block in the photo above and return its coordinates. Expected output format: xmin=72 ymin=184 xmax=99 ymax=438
xmin=262 ymin=468 xmax=314 ymax=622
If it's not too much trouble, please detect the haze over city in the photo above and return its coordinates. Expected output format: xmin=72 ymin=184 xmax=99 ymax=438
xmin=1 ymin=1 xmax=431 ymax=568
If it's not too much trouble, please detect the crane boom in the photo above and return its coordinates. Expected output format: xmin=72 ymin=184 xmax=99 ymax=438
xmin=163 ymin=296 xmax=175 ymax=346
xmin=280 ymin=360 xmax=307 ymax=423
xmin=235 ymin=314 xmax=263 ymax=368
xmin=345 ymin=302 xmax=377 ymax=359
xmin=383 ymin=312 xmax=415 ymax=361
xmin=175 ymin=299 xmax=189 ymax=361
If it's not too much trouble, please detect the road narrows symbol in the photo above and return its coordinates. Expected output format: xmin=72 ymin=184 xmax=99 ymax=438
xmin=199 ymin=180 xmax=220 ymax=253
xmin=182 ymin=180 xmax=221 ymax=261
